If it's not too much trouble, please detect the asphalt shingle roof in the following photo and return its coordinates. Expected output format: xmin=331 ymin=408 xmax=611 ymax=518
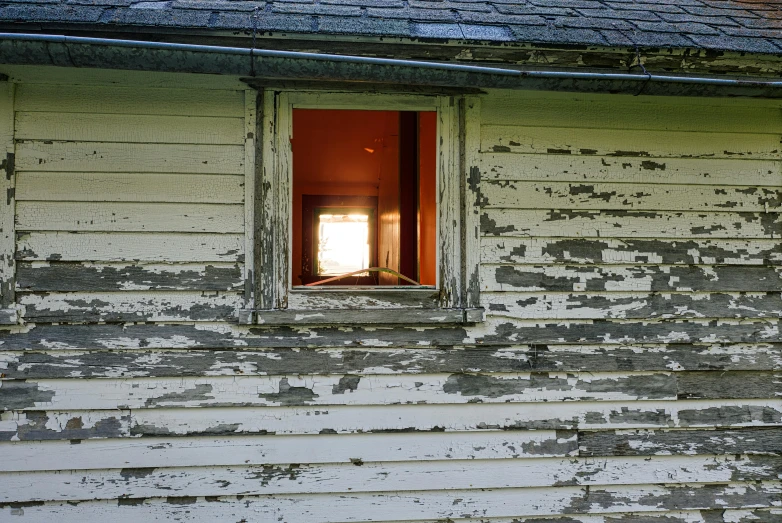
xmin=1 ymin=0 xmax=781 ymax=55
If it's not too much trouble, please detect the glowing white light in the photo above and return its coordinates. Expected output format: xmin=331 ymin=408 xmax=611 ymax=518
xmin=318 ymin=214 xmax=370 ymax=275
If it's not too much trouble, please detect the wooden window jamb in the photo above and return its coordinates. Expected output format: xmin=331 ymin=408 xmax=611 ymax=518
xmin=247 ymin=89 xmax=483 ymax=325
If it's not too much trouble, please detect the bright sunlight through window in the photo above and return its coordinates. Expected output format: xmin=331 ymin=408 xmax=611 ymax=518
xmin=317 ymin=214 xmax=370 ymax=276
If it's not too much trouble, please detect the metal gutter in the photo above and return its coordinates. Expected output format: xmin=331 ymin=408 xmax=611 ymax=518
xmin=1 ymin=33 xmax=782 ymax=97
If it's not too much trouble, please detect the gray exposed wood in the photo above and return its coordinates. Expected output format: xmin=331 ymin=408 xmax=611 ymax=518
xmin=579 ymin=427 xmax=782 ymax=457
xmin=481 ymin=210 xmax=781 ymax=240
xmin=677 ymin=371 xmax=782 ymax=400
xmin=18 ymin=292 xmax=242 ymax=323
xmin=484 ymin=265 xmax=782 ymax=292
xmin=483 ymin=292 xmax=782 ymax=320
xmin=3 ymin=343 xmax=780 ymax=380
xmin=4 ymin=398 xmax=782 ymax=441
xmin=0 ymin=308 xmax=16 ymax=325
xmin=0 ymin=319 xmax=779 ymax=351
xmin=481 ymin=238 xmax=782 ymax=266
xmin=16 ymin=263 xmax=242 ymax=291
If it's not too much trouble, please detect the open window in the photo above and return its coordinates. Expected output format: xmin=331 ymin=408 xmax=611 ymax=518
xmin=293 ymin=109 xmax=437 ymax=288
xmin=249 ymin=91 xmax=483 ymax=325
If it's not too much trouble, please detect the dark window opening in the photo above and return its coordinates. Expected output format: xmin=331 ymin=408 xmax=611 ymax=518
xmin=292 ymin=109 xmax=437 ymax=287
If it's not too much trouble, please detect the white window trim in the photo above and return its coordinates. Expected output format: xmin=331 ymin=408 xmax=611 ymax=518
xmin=242 ymin=89 xmax=482 ymax=325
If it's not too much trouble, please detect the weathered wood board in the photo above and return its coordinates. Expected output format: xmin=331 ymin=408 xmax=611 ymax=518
xmin=481 ymin=181 xmax=782 ymax=212
xmin=481 ymin=264 xmax=782 ymax=292
xmin=1 ymin=483 xmax=780 ymax=522
xmin=482 ymin=153 xmax=782 ymax=187
xmin=16 ymin=232 xmax=244 ymax=262
xmin=1 ymin=430 xmax=577 ymax=472
xmin=3 ymin=344 xmax=781 ymax=380
xmin=4 ymin=398 xmax=782 ymax=442
xmin=482 ymin=125 xmax=782 ymax=159
xmin=16 ymin=262 xmax=242 ymax=291
xmin=482 ymin=291 xmax=782 ymax=319
xmin=16 ymin=172 xmax=244 ymax=203
xmin=15 ymin=142 xmax=245 ymax=174
xmin=481 ymin=210 xmax=781 ymax=239
xmin=481 ymin=237 xmax=782 ymax=265
xmin=4 ymin=455 xmax=779 ymax=502
xmin=15 ymin=112 xmax=244 ymax=145
xmin=16 ymin=202 xmax=244 ymax=233
xmin=14 ymin=84 xmax=245 ymax=117
xmin=17 ymin=291 xmax=242 ymax=322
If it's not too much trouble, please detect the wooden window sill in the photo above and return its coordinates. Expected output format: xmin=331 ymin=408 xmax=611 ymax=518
xmin=238 ymin=307 xmax=484 ymax=326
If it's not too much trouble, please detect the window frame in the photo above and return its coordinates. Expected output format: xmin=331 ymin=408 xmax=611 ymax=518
xmin=245 ymin=89 xmax=482 ymax=325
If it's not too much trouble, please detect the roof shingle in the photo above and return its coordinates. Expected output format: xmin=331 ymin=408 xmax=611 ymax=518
xmin=0 ymin=0 xmax=780 ymax=56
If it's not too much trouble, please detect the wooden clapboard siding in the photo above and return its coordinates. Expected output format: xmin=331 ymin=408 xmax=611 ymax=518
xmin=4 ymin=398 xmax=782 ymax=442
xmin=15 ymin=112 xmax=244 ymax=145
xmin=16 ymin=172 xmax=244 ymax=203
xmin=2 ymin=83 xmax=782 ymax=523
xmin=481 ymin=237 xmax=782 ymax=265
xmin=16 ymin=232 xmax=244 ymax=262
xmin=482 ymin=153 xmax=782 ymax=187
xmin=10 ymin=82 xmax=247 ymax=330
xmin=4 ymin=491 xmax=782 ymax=523
xmin=15 ymin=262 xmax=243 ymax=291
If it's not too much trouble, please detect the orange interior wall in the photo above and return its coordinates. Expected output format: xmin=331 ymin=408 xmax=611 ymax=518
xmin=291 ymin=108 xmax=436 ymax=287
xmin=418 ymin=112 xmax=437 ymax=286
xmin=292 ymin=109 xmax=397 ymax=285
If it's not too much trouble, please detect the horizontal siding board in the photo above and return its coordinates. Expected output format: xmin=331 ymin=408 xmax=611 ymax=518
xmin=579 ymin=427 xmax=782 ymax=457
xmin=4 ymin=399 xmax=782 ymax=441
xmin=469 ymin=318 xmax=782 ymax=345
xmin=18 ymin=291 xmax=243 ymax=323
xmin=1 ymin=410 xmax=131 ymax=441
xmin=481 ymin=181 xmax=782 ymax=212
xmin=481 ymin=292 xmax=782 ymax=320
xmin=15 ymin=112 xmax=244 ymax=145
xmin=0 ymin=372 xmax=685 ymax=410
xmin=3 ymin=371 xmax=777 ymax=411
xmin=16 ymin=202 xmax=244 ymax=233
xmin=126 ymin=400 xmax=782 ymax=435
xmin=1 ymin=431 xmax=577 ymax=472
xmin=481 ymin=125 xmax=782 ymax=159
xmin=1 ymin=483 xmax=780 ymax=521
xmin=678 ymin=371 xmax=782 ymax=400
xmin=481 ymin=237 xmax=782 ymax=266
xmin=16 ymin=233 xmax=244 ymax=262
xmin=16 ymin=172 xmax=244 ymax=203
xmin=481 ymin=153 xmax=782 ymax=187
xmin=481 ymin=93 xmax=782 ymax=133
xmin=3 ymin=344 xmax=781 ymax=380
xmin=0 ymin=319 xmax=780 ymax=350
xmin=14 ymin=84 xmax=245 ymax=117
xmin=0 ymin=319 xmax=779 ymax=350
xmin=3 ymin=456 xmax=779 ymax=502
xmin=481 ymin=210 xmax=781 ymax=239
xmin=481 ymin=265 xmax=782 ymax=292
xmin=16 ymin=262 xmax=243 ymax=292
xmin=15 ymin=142 xmax=245 ymax=174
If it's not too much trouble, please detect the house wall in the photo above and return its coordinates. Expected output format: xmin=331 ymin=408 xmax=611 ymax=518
xmin=1 ymin=70 xmax=781 ymax=522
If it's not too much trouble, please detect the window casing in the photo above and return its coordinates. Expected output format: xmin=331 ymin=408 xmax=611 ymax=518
xmin=246 ymin=90 xmax=482 ymax=325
